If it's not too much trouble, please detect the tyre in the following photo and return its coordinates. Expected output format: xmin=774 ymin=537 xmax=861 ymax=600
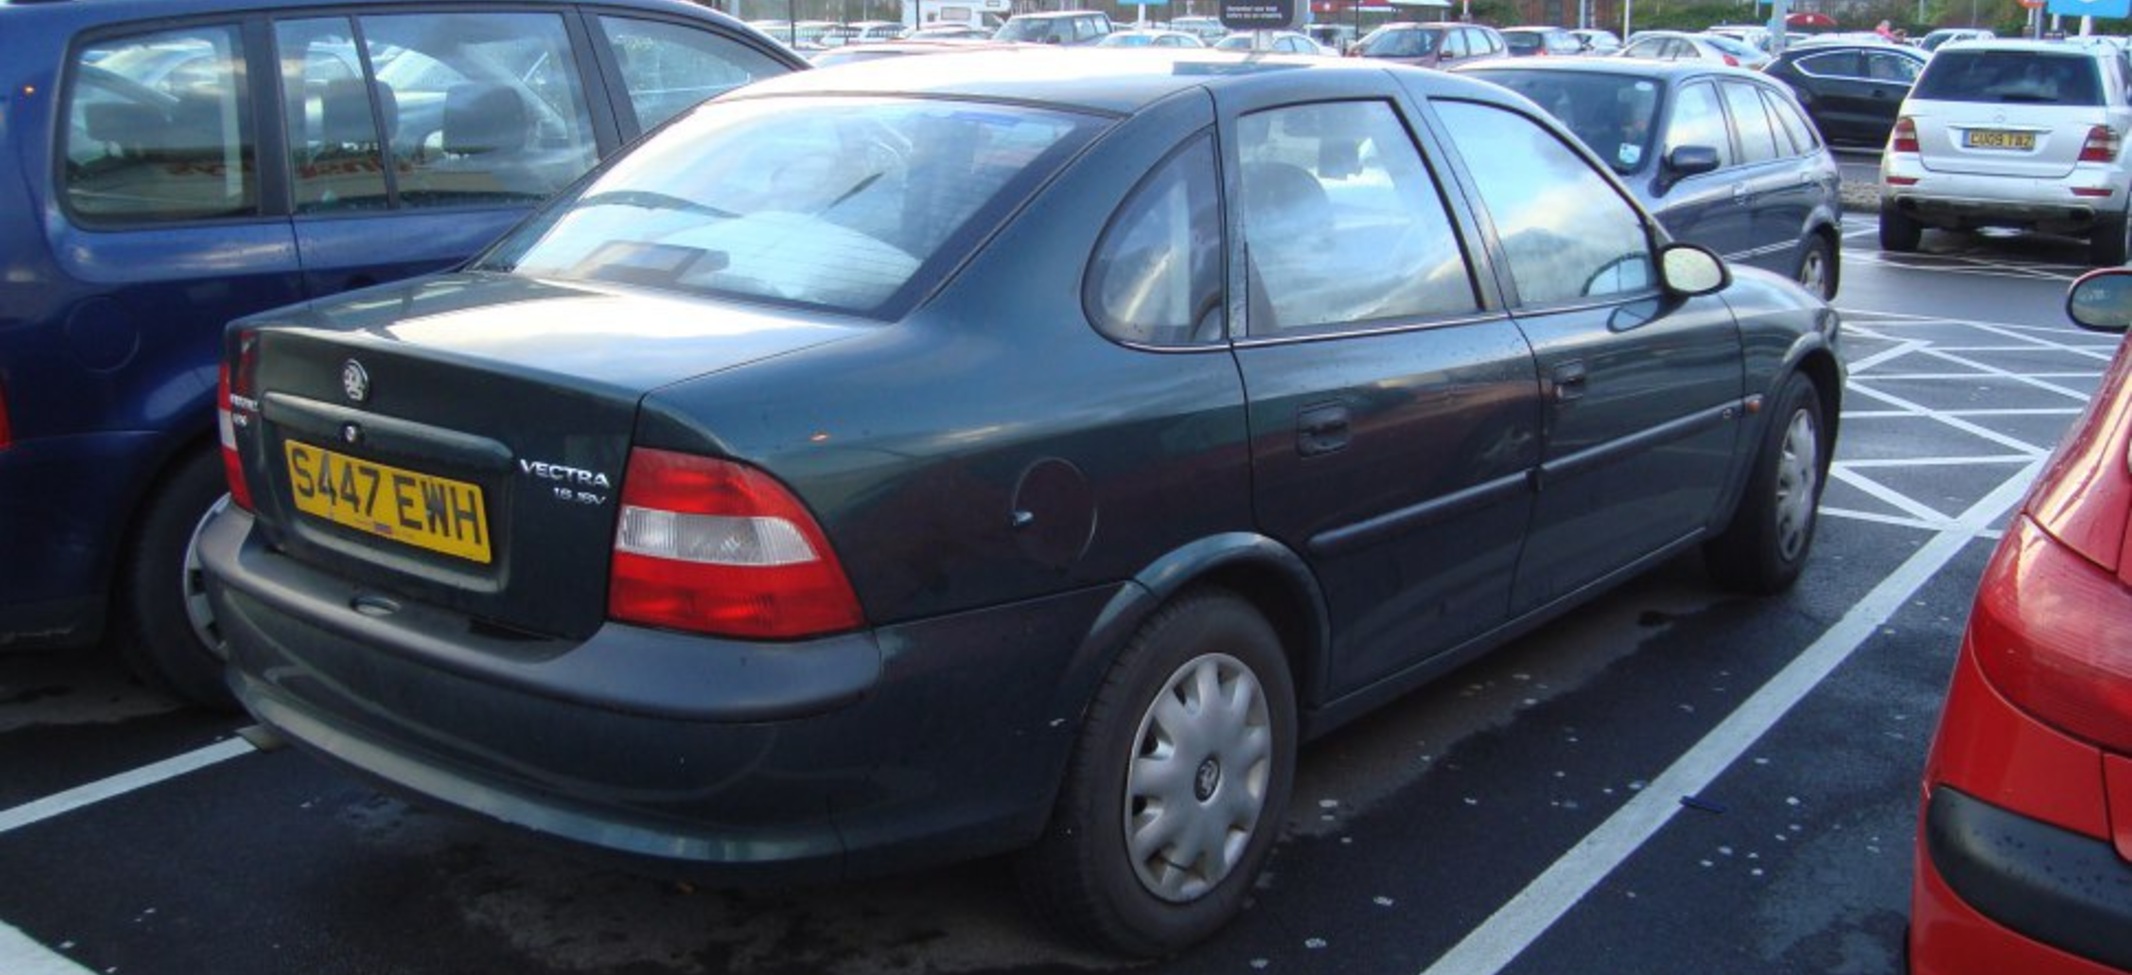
xmin=1794 ymin=233 xmax=1836 ymax=301
xmin=1705 ymin=372 xmax=1827 ymax=594
xmin=112 ymin=448 xmax=237 ymax=708
xmin=2089 ymin=210 xmax=2130 ymax=267
xmin=1017 ymin=589 xmax=1296 ymax=958
xmin=1879 ymin=207 xmax=1922 ymax=253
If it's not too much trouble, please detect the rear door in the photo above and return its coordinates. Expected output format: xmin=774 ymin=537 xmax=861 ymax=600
xmin=1718 ymin=78 xmax=1811 ymax=277
xmin=1223 ymin=88 xmax=1542 ymax=694
xmin=1432 ymin=98 xmax=1745 ymax=613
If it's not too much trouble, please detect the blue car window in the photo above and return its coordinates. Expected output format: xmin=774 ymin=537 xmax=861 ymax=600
xmin=1087 ymin=133 xmax=1223 ymax=346
xmin=63 ymin=25 xmax=257 ymax=223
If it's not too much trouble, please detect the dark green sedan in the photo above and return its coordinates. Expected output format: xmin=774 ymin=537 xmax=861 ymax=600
xmin=203 ymin=48 xmax=1843 ymax=958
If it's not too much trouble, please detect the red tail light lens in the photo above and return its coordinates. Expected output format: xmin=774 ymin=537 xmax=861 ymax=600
xmin=2081 ymin=125 xmax=2120 ymax=163
xmin=1971 ymin=516 xmax=2132 ymax=755
xmin=609 ymin=448 xmax=863 ymax=640
xmin=1721 ymin=53 xmax=1738 ymax=67
xmin=1891 ymin=118 xmax=1919 ymax=154
xmin=217 ymin=331 xmax=258 ymax=511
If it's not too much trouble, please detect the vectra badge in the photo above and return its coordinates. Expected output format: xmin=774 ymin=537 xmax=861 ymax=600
xmin=342 ymin=359 xmax=370 ymax=403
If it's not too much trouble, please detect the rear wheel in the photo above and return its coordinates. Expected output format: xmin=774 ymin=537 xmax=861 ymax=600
xmin=113 ymin=449 xmax=237 ymax=708
xmin=1794 ymin=233 xmax=1835 ymax=300
xmin=1705 ymin=373 xmax=1826 ymax=594
xmin=1017 ymin=590 xmax=1295 ymax=958
xmin=2089 ymin=209 xmax=2131 ymax=267
xmin=1879 ymin=207 xmax=1922 ymax=253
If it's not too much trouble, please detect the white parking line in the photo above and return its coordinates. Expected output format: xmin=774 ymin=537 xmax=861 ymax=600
xmin=1416 ymin=458 xmax=2041 ymax=975
xmin=0 ymin=737 xmax=255 ymax=836
xmin=0 ymin=922 xmax=94 ymax=975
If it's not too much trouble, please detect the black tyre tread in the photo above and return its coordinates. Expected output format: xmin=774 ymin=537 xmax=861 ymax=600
xmin=1879 ymin=208 xmax=1922 ymax=253
xmin=2090 ymin=212 xmax=2129 ymax=267
xmin=1015 ymin=589 xmax=1293 ymax=959
xmin=1705 ymin=373 xmax=1825 ymax=595
xmin=112 ymin=448 xmax=237 ymax=708
xmin=1796 ymin=233 xmax=1837 ymax=301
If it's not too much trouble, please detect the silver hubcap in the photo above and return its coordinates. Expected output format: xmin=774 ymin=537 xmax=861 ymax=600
xmin=1124 ymin=652 xmax=1272 ymax=903
xmin=1773 ymin=408 xmax=1819 ymax=562
xmin=182 ymin=494 xmax=230 ymax=658
xmin=1798 ymin=246 xmax=1830 ymax=300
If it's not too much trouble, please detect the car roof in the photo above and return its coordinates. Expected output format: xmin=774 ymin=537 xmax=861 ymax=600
xmin=1462 ymin=56 xmax=1772 ymax=84
xmin=734 ymin=47 xmax=1494 ymax=116
xmin=1937 ymin=38 xmax=2113 ymax=55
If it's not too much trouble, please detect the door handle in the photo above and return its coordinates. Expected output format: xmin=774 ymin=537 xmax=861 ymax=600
xmin=1553 ymin=362 xmax=1589 ymax=403
xmin=1297 ymin=403 xmax=1351 ymax=457
xmin=1731 ymin=182 xmax=1750 ymax=204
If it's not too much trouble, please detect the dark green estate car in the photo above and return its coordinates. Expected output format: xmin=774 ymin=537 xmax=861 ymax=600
xmin=203 ymin=49 xmax=1843 ymax=958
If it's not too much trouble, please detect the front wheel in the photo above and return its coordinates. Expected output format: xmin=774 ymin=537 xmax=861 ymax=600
xmin=1017 ymin=590 xmax=1296 ymax=958
xmin=113 ymin=449 xmax=237 ymax=708
xmin=1705 ymin=373 xmax=1827 ymax=594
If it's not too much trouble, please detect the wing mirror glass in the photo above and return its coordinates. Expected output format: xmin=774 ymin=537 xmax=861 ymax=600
xmin=2067 ymin=267 xmax=2132 ymax=333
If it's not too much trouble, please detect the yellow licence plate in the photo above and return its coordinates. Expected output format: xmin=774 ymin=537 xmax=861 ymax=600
xmin=283 ymin=440 xmax=492 ymax=564
xmin=1964 ymin=129 xmax=2036 ymax=151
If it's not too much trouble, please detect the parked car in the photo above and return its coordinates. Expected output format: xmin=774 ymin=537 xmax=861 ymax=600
xmin=1169 ymin=15 xmax=1230 ymax=43
xmin=1907 ymin=266 xmax=2132 ymax=975
xmin=1503 ymin=25 xmax=1585 ymax=57
xmin=1880 ymin=40 xmax=2132 ymax=265
xmin=1350 ymin=21 xmax=1508 ymax=69
xmin=1095 ymin=28 xmax=1206 ymax=48
xmin=0 ymin=0 xmax=804 ymax=705
xmin=993 ymin=10 xmax=1114 ymax=45
xmin=908 ymin=24 xmax=995 ymax=40
xmin=1918 ymin=27 xmax=1994 ymax=52
xmin=1212 ymin=30 xmax=1327 ymax=54
xmin=1763 ymin=41 xmax=1929 ymax=146
xmin=1463 ymin=58 xmax=1845 ymax=299
xmin=1571 ymin=27 xmax=1624 ymax=53
xmin=203 ymin=48 xmax=1841 ymax=958
xmin=811 ymin=39 xmax=1020 ymax=67
xmin=1619 ymin=29 xmax=1767 ymax=68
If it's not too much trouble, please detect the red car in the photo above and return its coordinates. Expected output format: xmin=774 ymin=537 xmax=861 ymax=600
xmin=1909 ymin=268 xmax=2132 ymax=975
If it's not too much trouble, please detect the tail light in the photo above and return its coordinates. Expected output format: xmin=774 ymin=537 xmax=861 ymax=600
xmin=1971 ymin=516 xmax=2132 ymax=755
xmin=609 ymin=447 xmax=862 ymax=640
xmin=216 ymin=330 xmax=258 ymax=511
xmin=1720 ymin=53 xmax=1738 ymax=67
xmin=2081 ymin=125 xmax=2120 ymax=163
xmin=1891 ymin=117 xmax=1919 ymax=154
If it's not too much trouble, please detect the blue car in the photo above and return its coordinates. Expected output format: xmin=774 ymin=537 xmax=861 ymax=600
xmin=0 ymin=0 xmax=802 ymax=704
xmin=1462 ymin=58 xmax=1845 ymax=301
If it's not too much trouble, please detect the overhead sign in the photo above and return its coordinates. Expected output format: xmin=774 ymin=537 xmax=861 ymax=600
xmin=1221 ymin=0 xmax=1307 ymax=31
xmin=2048 ymin=0 xmax=2128 ymax=15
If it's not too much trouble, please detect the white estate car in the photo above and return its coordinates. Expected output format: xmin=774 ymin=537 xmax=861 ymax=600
xmin=1880 ymin=39 xmax=2132 ymax=265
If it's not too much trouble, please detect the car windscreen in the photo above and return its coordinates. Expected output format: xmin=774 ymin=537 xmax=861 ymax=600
xmin=1472 ymin=70 xmax=1661 ymax=174
xmin=480 ymin=96 xmax=1101 ymax=317
xmin=1911 ymin=50 xmax=2103 ymax=105
xmin=1360 ymin=28 xmax=1437 ymax=57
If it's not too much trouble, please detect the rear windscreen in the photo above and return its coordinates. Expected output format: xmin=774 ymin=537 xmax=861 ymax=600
xmin=1911 ymin=50 xmax=2103 ymax=106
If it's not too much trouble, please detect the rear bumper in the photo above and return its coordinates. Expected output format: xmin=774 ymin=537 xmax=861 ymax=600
xmin=203 ymin=505 xmax=1113 ymax=881
xmin=1881 ymin=168 xmax=2128 ymax=234
xmin=0 ymin=430 xmax=167 ymax=645
xmin=1908 ymin=644 xmax=2132 ymax=975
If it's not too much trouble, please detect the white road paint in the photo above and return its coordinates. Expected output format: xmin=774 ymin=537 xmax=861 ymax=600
xmin=1419 ymin=304 xmax=2100 ymax=975
xmin=0 ymin=737 xmax=255 ymax=836
xmin=0 ymin=923 xmax=94 ymax=975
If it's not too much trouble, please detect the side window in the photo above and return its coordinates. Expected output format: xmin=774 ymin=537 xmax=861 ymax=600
xmin=63 ymin=25 xmax=257 ymax=223
xmin=1795 ymin=51 xmax=1856 ymax=79
xmin=1436 ymin=100 xmax=1653 ymax=306
xmin=1866 ymin=53 xmax=1921 ymax=82
xmin=1664 ymin=82 xmax=1732 ymax=169
xmin=1086 ymin=134 xmax=1222 ymax=346
xmin=1721 ymin=82 xmax=1780 ymax=163
xmin=1444 ymin=30 xmax=1471 ymax=58
xmin=1237 ymin=101 xmax=1477 ymax=334
xmin=597 ymin=17 xmax=790 ymax=131
xmin=1762 ymin=88 xmax=1820 ymax=154
xmin=279 ymin=11 xmax=599 ymax=214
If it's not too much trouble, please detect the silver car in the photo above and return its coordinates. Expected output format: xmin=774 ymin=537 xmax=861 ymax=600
xmin=1880 ymin=40 xmax=2132 ymax=265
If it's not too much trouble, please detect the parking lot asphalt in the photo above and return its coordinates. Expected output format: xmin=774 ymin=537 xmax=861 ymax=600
xmin=1 ymin=205 xmax=2116 ymax=975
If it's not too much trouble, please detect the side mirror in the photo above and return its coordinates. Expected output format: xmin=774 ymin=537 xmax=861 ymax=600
xmin=1664 ymin=145 xmax=1722 ymax=180
xmin=2067 ymin=267 xmax=2132 ymax=333
xmin=1658 ymin=243 xmax=1729 ymax=296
